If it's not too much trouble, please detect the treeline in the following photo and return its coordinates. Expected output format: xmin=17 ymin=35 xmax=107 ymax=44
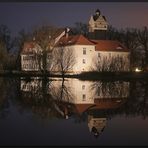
xmin=0 ymin=25 xmax=16 ymax=70
xmin=0 ymin=23 xmax=148 ymax=71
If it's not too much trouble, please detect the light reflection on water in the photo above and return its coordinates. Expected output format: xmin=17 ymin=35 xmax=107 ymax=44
xmin=0 ymin=77 xmax=148 ymax=146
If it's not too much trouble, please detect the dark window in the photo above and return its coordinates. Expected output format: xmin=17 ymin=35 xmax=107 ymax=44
xmin=82 ymin=94 xmax=86 ymax=101
xmin=82 ymin=85 xmax=85 ymax=90
xmin=83 ymin=59 xmax=86 ymax=64
xmin=83 ymin=48 xmax=86 ymax=55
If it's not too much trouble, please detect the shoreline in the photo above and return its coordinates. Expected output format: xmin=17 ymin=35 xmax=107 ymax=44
xmin=0 ymin=70 xmax=147 ymax=81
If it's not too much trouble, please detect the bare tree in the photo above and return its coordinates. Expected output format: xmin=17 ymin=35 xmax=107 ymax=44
xmin=0 ymin=40 xmax=8 ymax=70
xmin=120 ymin=28 xmax=140 ymax=70
xmin=71 ymin=22 xmax=89 ymax=37
xmin=137 ymin=26 xmax=148 ymax=70
xmin=0 ymin=24 xmax=14 ymax=52
xmin=106 ymin=25 xmax=119 ymax=40
xmin=14 ymin=29 xmax=32 ymax=70
xmin=52 ymin=47 xmax=76 ymax=77
xmin=91 ymin=81 xmax=129 ymax=99
xmin=32 ymin=25 xmax=61 ymax=73
xmin=15 ymin=25 xmax=60 ymax=72
xmin=92 ymin=55 xmax=127 ymax=72
xmin=106 ymin=27 xmax=141 ymax=70
xmin=32 ymin=25 xmax=58 ymax=49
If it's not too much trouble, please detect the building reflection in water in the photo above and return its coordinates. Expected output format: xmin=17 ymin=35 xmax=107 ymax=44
xmin=20 ymin=77 xmax=130 ymax=138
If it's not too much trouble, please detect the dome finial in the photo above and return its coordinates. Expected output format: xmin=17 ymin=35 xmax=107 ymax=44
xmin=95 ymin=9 xmax=101 ymax=15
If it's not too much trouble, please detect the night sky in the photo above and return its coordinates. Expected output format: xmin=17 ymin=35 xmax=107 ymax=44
xmin=0 ymin=2 xmax=148 ymax=36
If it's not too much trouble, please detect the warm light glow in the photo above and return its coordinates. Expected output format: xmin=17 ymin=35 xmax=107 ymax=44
xmin=135 ymin=68 xmax=142 ymax=72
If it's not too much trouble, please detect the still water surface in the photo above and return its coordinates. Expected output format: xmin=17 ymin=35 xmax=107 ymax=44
xmin=0 ymin=77 xmax=148 ymax=146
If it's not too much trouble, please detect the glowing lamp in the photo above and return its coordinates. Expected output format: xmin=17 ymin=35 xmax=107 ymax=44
xmin=135 ymin=68 xmax=142 ymax=72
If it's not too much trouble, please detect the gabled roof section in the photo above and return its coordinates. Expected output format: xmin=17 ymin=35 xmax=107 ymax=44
xmin=92 ymin=40 xmax=129 ymax=52
xmin=55 ymin=34 xmax=95 ymax=47
xmin=21 ymin=41 xmax=43 ymax=54
xmin=47 ymin=28 xmax=71 ymax=50
xmin=52 ymin=28 xmax=65 ymax=39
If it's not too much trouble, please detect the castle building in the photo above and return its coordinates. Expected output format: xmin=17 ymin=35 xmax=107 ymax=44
xmin=20 ymin=9 xmax=130 ymax=73
xmin=88 ymin=9 xmax=108 ymax=40
xmin=52 ymin=34 xmax=130 ymax=73
xmin=21 ymin=29 xmax=69 ymax=72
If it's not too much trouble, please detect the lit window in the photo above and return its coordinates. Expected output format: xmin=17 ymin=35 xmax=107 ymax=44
xmin=82 ymin=85 xmax=85 ymax=90
xmin=83 ymin=59 xmax=86 ymax=64
xmin=83 ymin=48 xmax=86 ymax=55
xmin=82 ymin=94 xmax=86 ymax=101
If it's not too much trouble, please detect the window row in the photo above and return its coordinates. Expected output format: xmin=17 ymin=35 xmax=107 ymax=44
xmin=22 ymin=64 xmax=39 ymax=69
xmin=98 ymin=53 xmax=129 ymax=59
xmin=22 ymin=56 xmax=37 ymax=61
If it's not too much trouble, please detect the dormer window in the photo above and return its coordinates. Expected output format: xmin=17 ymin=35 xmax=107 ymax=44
xmin=116 ymin=46 xmax=123 ymax=50
xmin=68 ymin=40 xmax=72 ymax=43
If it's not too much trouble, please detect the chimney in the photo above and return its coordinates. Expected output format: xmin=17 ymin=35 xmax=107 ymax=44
xmin=65 ymin=27 xmax=69 ymax=38
xmin=33 ymin=37 xmax=36 ymax=41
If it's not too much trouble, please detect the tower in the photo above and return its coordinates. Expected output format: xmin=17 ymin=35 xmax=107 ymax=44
xmin=88 ymin=9 xmax=108 ymax=40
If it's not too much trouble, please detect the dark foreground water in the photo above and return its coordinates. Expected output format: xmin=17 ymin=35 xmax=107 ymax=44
xmin=0 ymin=77 xmax=148 ymax=146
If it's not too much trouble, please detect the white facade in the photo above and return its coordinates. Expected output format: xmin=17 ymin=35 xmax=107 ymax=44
xmin=73 ymin=45 xmax=95 ymax=73
xmin=21 ymin=54 xmax=42 ymax=71
xmin=52 ymin=44 xmax=96 ymax=74
xmin=52 ymin=41 xmax=130 ymax=73
xmin=93 ymin=51 xmax=130 ymax=72
xmin=21 ymin=34 xmax=130 ymax=73
xmin=46 ymin=78 xmax=129 ymax=104
xmin=21 ymin=42 xmax=43 ymax=71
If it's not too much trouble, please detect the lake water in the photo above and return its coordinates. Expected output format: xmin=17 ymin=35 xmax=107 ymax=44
xmin=0 ymin=77 xmax=148 ymax=146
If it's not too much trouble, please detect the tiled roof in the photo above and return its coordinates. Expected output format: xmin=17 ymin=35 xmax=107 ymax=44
xmin=92 ymin=40 xmax=129 ymax=52
xmin=93 ymin=98 xmax=127 ymax=109
xmin=21 ymin=41 xmax=42 ymax=54
xmin=74 ymin=104 xmax=95 ymax=114
xmin=73 ymin=98 xmax=127 ymax=114
xmin=55 ymin=35 xmax=95 ymax=46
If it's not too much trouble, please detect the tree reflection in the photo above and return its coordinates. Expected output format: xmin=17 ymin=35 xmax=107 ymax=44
xmin=18 ymin=78 xmax=148 ymax=137
xmin=91 ymin=80 xmax=129 ymax=99
xmin=122 ymin=80 xmax=148 ymax=119
xmin=19 ymin=78 xmax=75 ymax=119
xmin=0 ymin=78 xmax=14 ymax=119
